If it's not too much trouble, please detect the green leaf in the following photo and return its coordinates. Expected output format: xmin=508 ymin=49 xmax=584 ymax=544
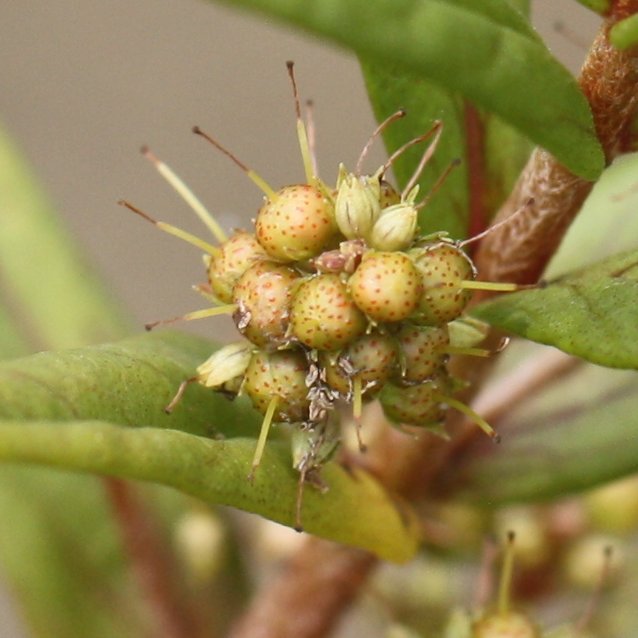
xmin=0 ymin=126 xmax=131 ymax=350
xmin=610 ymin=14 xmax=638 ymax=51
xmin=217 ymin=0 xmax=604 ymax=180
xmin=471 ymin=250 xmax=638 ymax=369
xmin=0 ymin=125 xmax=148 ymax=638
xmin=362 ymin=65 xmax=469 ymax=239
xmin=0 ymin=331 xmax=419 ymax=561
xmin=451 ymin=365 xmax=638 ymax=504
xmin=547 ymin=152 xmax=638 ymax=277
xmin=0 ymin=331 xmax=259 ymax=438
xmin=0 ymin=468 xmax=142 ymax=638
xmin=0 ymin=422 xmax=420 ymax=563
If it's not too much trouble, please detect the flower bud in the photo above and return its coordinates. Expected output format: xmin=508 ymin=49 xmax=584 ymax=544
xmin=291 ymin=420 xmax=340 ymax=473
xmin=196 ymin=341 xmax=252 ymax=389
xmin=369 ymin=202 xmax=417 ymax=251
xmin=334 ymin=164 xmax=381 ymax=240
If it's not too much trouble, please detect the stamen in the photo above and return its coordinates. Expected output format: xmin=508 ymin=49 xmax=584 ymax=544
xmin=118 ymin=200 xmax=219 ymax=255
xmin=498 ymin=531 xmax=516 ymax=614
xmin=286 ymin=61 xmax=315 ymax=183
xmin=193 ymin=126 xmax=276 ymax=200
xmin=141 ymin=146 xmax=227 ymax=243
xmin=415 ymin=158 xmax=461 ymax=211
xmin=402 ymin=120 xmax=444 ymax=198
xmin=248 ymin=395 xmax=280 ymax=483
xmin=459 ymin=198 xmax=534 ymax=248
xmin=164 ymin=376 xmax=197 ymax=414
xmin=355 ymin=108 xmax=406 ymax=176
xmin=436 ymin=393 xmax=500 ymax=442
xmin=144 ymin=304 xmax=236 ymax=331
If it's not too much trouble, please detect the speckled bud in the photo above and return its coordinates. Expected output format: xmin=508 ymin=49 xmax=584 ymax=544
xmin=196 ymin=342 xmax=252 ymax=389
xmin=334 ymin=165 xmax=382 ymax=240
xmin=369 ymin=202 xmax=417 ymax=251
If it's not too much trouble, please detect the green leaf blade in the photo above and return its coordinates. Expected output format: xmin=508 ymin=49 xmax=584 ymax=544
xmin=0 ymin=331 xmax=259 ymax=438
xmin=0 ymin=422 xmax=420 ymax=563
xmin=472 ymin=250 xmax=638 ymax=369
xmin=453 ymin=367 xmax=638 ymax=504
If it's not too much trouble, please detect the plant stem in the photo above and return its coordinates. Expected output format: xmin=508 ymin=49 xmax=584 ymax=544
xmin=103 ymin=478 xmax=200 ymax=638
xmin=227 ymin=538 xmax=376 ymax=638
xmin=470 ymin=348 xmax=582 ymax=425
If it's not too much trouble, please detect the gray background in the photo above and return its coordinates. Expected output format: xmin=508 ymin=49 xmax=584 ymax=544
xmin=0 ymin=1 xmax=600 ymax=635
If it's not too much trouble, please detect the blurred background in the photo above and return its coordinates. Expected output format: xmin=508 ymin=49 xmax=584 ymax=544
xmin=0 ymin=2 xmax=604 ymax=636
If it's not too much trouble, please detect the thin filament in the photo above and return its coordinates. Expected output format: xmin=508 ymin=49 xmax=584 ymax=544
xmin=141 ymin=147 xmax=227 ymax=243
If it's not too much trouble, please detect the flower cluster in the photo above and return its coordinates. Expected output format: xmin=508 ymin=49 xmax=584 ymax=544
xmin=124 ymin=63 xmax=511 ymax=526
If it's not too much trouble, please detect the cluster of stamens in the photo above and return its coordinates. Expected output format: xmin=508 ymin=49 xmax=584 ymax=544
xmin=120 ymin=62 xmax=521 ymax=528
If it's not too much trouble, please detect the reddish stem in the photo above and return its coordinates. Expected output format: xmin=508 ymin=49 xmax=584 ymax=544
xmin=103 ymin=478 xmax=200 ymax=638
xmin=464 ymin=102 xmax=488 ymax=246
xmin=227 ymin=538 xmax=376 ymax=638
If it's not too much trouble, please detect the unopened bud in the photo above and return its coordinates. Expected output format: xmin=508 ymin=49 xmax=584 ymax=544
xmin=334 ymin=165 xmax=381 ymax=240
xmin=196 ymin=341 xmax=252 ymax=388
xmin=369 ymin=202 xmax=417 ymax=251
xmin=291 ymin=421 xmax=340 ymax=473
xmin=448 ymin=317 xmax=490 ymax=349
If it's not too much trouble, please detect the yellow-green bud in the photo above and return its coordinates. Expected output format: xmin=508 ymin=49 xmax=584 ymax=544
xmin=472 ymin=611 xmax=540 ymax=638
xmin=334 ymin=164 xmax=382 ymax=240
xmin=196 ymin=342 xmax=252 ymax=389
xmin=369 ymin=202 xmax=417 ymax=251
xmin=291 ymin=420 xmax=340 ymax=473
xmin=448 ymin=317 xmax=490 ymax=349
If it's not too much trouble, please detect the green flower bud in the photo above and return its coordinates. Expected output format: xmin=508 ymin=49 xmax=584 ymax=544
xmin=196 ymin=341 xmax=252 ymax=389
xmin=291 ymin=419 xmax=340 ymax=473
xmin=448 ymin=317 xmax=490 ymax=349
xmin=334 ymin=164 xmax=382 ymax=240
xmin=369 ymin=202 xmax=417 ymax=251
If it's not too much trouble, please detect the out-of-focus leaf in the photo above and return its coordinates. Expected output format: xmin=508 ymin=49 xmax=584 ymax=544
xmin=471 ymin=250 xmax=638 ymax=369
xmin=0 ymin=126 xmax=131 ymax=350
xmin=0 ymin=422 xmax=420 ymax=563
xmin=0 ymin=305 xmax=29 ymax=360
xmin=0 ymin=125 xmax=150 ymax=638
xmin=448 ymin=365 xmax=638 ymax=504
xmin=0 ymin=468 xmax=142 ymax=638
xmin=547 ymin=152 xmax=638 ymax=277
xmin=0 ymin=331 xmax=259 ymax=438
xmin=217 ymin=0 xmax=604 ymax=180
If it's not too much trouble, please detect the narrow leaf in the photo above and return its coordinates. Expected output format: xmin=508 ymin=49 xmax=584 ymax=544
xmin=0 ymin=331 xmax=259 ymax=438
xmin=0 ymin=126 xmax=131 ymax=350
xmin=0 ymin=422 xmax=420 ymax=563
xmin=217 ymin=0 xmax=604 ymax=179
xmin=472 ymin=250 xmax=638 ymax=369
xmin=449 ymin=367 xmax=638 ymax=504
xmin=0 ymin=468 xmax=141 ymax=638
xmin=547 ymin=152 xmax=638 ymax=277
